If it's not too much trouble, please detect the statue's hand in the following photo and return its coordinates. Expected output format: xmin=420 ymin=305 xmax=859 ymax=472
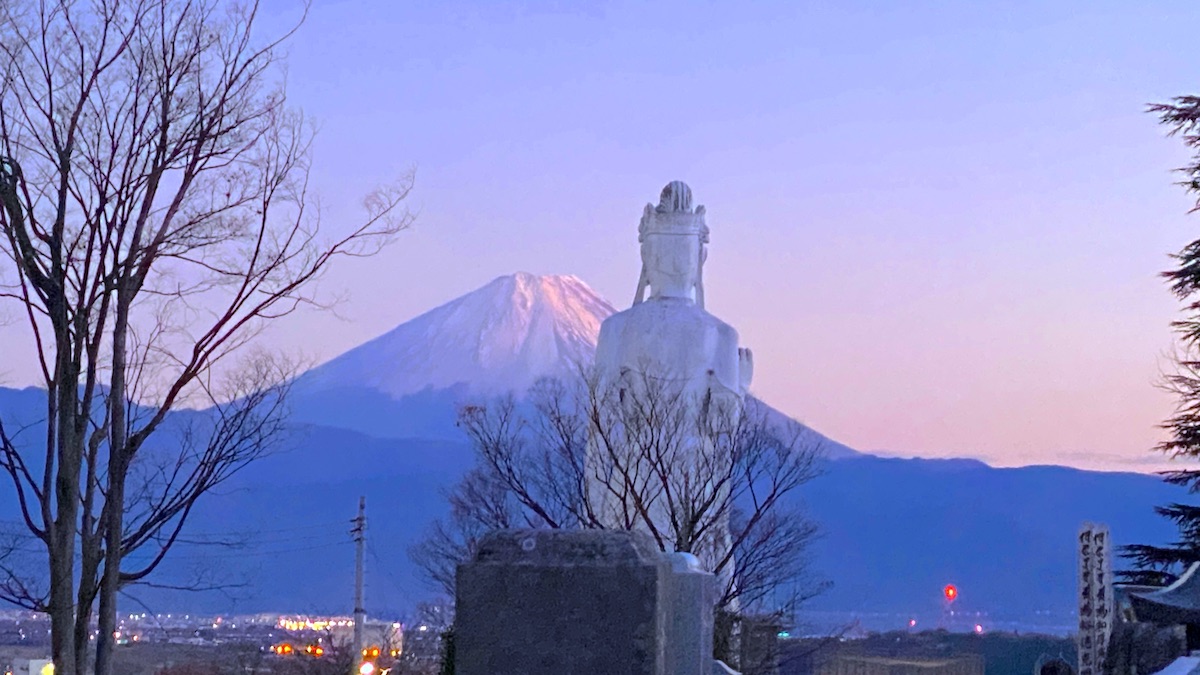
xmin=738 ymin=347 xmax=754 ymax=392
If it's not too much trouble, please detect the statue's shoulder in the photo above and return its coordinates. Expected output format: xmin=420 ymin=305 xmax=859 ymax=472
xmin=599 ymin=300 xmax=658 ymax=330
xmin=597 ymin=307 xmax=632 ymax=338
xmin=698 ymin=307 xmax=739 ymax=343
xmin=709 ymin=311 xmax=737 ymax=334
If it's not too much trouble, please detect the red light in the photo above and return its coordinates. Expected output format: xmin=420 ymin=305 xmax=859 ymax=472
xmin=943 ymin=584 xmax=958 ymax=601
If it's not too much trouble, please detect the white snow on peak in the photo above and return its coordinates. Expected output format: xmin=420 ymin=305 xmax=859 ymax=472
xmin=297 ymin=272 xmax=617 ymax=399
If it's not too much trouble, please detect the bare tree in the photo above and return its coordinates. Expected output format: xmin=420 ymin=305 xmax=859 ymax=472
xmin=408 ymin=467 xmax=517 ymax=600
xmin=0 ymin=1 xmax=413 ymax=674
xmin=410 ymin=371 xmax=824 ymax=626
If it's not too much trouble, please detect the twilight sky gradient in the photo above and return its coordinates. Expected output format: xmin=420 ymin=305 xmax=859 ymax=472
xmin=6 ymin=0 xmax=1200 ymax=471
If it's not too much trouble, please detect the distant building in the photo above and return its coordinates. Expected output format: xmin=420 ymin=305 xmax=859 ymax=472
xmin=817 ymin=654 xmax=984 ymax=675
xmin=400 ymin=623 xmax=444 ymax=670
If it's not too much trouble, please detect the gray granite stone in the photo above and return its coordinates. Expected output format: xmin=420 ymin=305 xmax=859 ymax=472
xmin=455 ymin=529 xmax=670 ymax=675
xmin=665 ymin=553 xmax=716 ymax=675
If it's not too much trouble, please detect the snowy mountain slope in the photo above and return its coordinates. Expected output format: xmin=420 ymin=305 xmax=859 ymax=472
xmin=295 ymin=272 xmax=614 ymax=399
xmin=288 ymin=271 xmax=859 ymax=456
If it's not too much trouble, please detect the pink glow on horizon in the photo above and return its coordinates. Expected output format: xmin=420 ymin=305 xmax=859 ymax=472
xmin=2 ymin=0 xmax=1198 ymax=472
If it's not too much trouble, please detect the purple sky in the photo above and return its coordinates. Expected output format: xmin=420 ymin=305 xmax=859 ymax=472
xmin=5 ymin=0 xmax=1200 ymax=471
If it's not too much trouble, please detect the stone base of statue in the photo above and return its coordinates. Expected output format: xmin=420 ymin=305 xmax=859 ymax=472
xmin=455 ymin=529 xmax=737 ymax=675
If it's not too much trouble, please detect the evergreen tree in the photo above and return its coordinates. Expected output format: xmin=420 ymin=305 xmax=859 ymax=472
xmin=1122 ymin=96 xmax=1200 ymax=586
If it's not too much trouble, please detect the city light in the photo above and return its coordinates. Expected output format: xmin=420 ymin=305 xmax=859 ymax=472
xmin=276 ymin=616 xmax=355 ymax=632
xmin=359 ymin=663 xmax=376 ymax=675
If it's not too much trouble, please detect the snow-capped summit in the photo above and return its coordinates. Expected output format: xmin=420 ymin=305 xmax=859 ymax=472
xmin=297 ymin=272 xmax=616 ymax=399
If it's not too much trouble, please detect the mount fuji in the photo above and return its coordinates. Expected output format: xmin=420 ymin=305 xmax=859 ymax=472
xmin=298 ymin=272 xmax=612 ymax=400
xmin=288 ymin=272 xmax=857 ymax=456
xmin=0 ymin=272 xmax=1186 ymax=632
xmin=258 ymin=272 xmax=1180 ymax=632
xmin=286 ymin=273 xmax=614 ymax=439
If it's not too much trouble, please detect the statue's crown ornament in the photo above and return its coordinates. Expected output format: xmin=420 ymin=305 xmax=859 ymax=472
xmin=639 ymin=181 xmax=709 ymax=242
xmin=658 ymin=180 xmax=694 ymax=213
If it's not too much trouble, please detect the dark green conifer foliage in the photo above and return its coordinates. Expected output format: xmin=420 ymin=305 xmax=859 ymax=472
xmin=1122 ymin=96 xmax=1200 ymax=586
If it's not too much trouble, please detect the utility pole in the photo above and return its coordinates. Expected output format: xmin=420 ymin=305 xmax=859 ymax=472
xmin=351 ymin=496 xmax=366 ymax=674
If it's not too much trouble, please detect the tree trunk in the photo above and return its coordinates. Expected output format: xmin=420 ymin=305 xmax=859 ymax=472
xmin=76 ymin=435 xmax=103 ymax=675
xmin=72 ymin=603 xmax=92 ymax=675
xmin=72 ymin=551 xmax=97 ymax=674
xmin=94 ymin=289 xmax=133 ymax=675
xmin=50 ymin=369 xmax=82 ymax=675
xmin=48 ymin=545 xmax=77 ymax=675
xmin=94 ymin=466 xmax=125 ymax=675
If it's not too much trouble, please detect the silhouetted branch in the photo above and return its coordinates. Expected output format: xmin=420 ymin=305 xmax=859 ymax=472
xmin=0 ymin=1 xmax=414 ymax=673
xmin=411 ymin=369 xmax=825 ymax=619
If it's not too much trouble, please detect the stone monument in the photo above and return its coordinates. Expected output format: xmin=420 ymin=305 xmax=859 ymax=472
xmin=454 ymin=183 xmax=748 ymax=675
xmin=454 ymin=529 xmax=721 ymax=675
xmin=1078 ymin=523 xmax=1113 ymax=675
xmin=589 ymin=181 xmax=753 ymax=578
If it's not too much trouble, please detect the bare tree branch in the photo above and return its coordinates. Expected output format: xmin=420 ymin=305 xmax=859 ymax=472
xmin=0 ymin=2 xmax=414 ymax=674
xmin=411 ymin=369 xmax=826 ymax=629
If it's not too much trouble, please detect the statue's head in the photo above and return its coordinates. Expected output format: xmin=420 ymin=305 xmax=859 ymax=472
xmin=638 ymin=181 xmax=709 ymax=303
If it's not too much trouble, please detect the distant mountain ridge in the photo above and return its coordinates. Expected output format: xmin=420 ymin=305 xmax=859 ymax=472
xmin=241 ymin=272 xmax=1188 ymax=630
xmin=0 ymin=272 xmax=1187 ymax=632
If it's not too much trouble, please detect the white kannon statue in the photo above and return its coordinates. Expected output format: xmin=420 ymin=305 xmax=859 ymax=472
xmin=589 ymin=181 xmax=752 ymax=580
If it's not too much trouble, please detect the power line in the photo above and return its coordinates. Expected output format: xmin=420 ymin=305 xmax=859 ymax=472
xmin=0 ymin=539 xmax=350 ymax=560
xmin=351 ymin=496 xmax=367 ymax=675
xmin=0 ymin=520 xmax=352 ymax=544
xmin=181 ymin=520 xmax=354 ymax=537
xmin=367 ymin=540 xmax=415 ymax=599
